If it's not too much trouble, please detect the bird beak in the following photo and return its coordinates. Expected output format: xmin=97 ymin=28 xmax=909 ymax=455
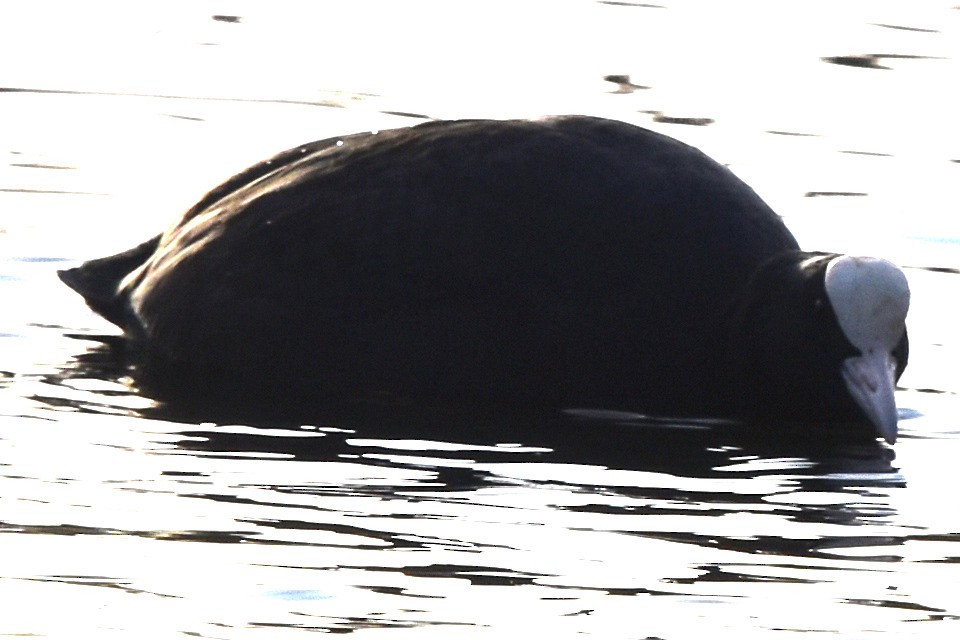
xmin=841 ymin=349 xmax=899 ymax=444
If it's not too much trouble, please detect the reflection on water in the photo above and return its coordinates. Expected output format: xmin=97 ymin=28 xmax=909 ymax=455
xmin=2 ymin=331 xmax=957 ymax=636
xmin=2 ymin=0 xmax=960 ymax=637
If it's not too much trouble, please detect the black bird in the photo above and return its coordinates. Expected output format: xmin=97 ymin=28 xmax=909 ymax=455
xmin=59 ymin=116 xmax=910 ymax=442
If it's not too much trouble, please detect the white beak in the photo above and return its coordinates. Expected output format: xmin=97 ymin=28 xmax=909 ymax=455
xmin=841 ymin=349 xmax=899 ymax=444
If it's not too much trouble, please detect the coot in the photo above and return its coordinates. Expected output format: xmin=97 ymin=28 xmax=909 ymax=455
xmin=60 ymin=116 xmax=910 ymax=442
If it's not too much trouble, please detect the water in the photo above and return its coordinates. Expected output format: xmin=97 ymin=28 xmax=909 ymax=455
xmin=2 ymin=1 xmax=959 ymax=637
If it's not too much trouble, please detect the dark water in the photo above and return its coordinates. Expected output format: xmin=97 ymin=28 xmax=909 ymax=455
xmin=2 ymin=2 xmax=959 ymax=637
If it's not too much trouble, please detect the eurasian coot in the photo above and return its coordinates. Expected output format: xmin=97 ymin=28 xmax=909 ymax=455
xmin=60 ymin=116 xmax=910 ymax=442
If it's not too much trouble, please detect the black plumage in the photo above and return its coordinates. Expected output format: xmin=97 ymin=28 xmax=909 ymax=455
xmin=59 ymin=116 xmax=908 ymax=439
